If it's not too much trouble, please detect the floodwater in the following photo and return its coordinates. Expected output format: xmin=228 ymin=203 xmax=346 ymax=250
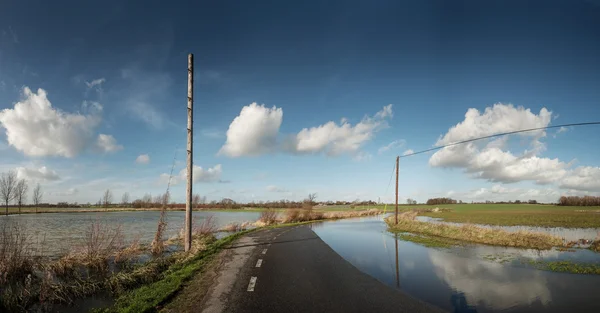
xmin=0 ymin=211 xmax=260 ymax=258
xmin=312 ymin=217 xmax=600 ymax=313
xmin=416 ymin=215 xmax=600 ymax=242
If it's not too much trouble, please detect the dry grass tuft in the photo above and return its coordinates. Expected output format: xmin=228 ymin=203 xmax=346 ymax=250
xmin=259 ymin=209 xmax=278 ymax=225
xmin=194 ymin=215 xmax=217 ymax=236
xmin=0 ymin=221 xmax=34 ymax=282
xmin=151 ymin=209 xmax=167 ymax=256
xmin=219 ymin=222 xmax=249 ymax=232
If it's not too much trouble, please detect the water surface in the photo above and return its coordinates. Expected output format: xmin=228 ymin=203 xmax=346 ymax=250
xmin=0 ymin=211 xmax=260 ymax=258
xmin=312 ymin=217 xmax=600 ymax=313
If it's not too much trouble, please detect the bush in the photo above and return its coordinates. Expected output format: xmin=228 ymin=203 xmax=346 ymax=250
xmin=259 ymin=209 xmax=278 ymax=225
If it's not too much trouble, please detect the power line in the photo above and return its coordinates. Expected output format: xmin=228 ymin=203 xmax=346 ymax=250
xmin=399 ymin=121 xmax=600 ymax=159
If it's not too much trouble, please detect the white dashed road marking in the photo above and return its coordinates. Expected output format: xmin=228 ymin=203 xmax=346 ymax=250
xmin=262 ymin=249 xmax=267 ymax=254
xmin=247 ymin=276 xmax=257 ymax=291
xmin=256 ymin=259 xmax=263 ymax=267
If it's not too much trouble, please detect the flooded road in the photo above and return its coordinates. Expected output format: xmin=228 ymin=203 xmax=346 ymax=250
xmin=0 ymin=211 xmax=260 ymax=258
xmin=312 ymin=217 xmax=600 ymax=313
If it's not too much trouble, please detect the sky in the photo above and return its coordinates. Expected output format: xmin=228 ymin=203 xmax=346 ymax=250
xmin=1 ymin=0 xmax=599 ymax=205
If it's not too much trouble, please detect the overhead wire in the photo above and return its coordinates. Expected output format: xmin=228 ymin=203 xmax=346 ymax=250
xmin=399 ymin=121 xmax=600 ymax=158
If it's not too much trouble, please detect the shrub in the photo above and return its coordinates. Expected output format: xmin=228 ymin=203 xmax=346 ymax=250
xmin=259 ymin=209 xmax=278 ymax=225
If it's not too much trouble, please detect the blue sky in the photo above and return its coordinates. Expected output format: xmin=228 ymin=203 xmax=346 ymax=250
xmin=1 ymin=0 xmax=599 ymax=204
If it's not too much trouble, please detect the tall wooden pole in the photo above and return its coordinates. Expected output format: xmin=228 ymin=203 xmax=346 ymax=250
xmin=185 ymin=53 xmax=194 ymax=252
xmin=395 ymin=156 xmax=399 ymax=225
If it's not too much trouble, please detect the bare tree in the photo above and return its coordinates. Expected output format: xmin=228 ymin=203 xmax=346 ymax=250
xmin=102 ymin=189 xmax=113 ymax=209
xmin=142 ymin=193 xmax=152 ymax=208
xmin=121 ymin=192 xmax=130 ymax=207
xmin=308 ymin=193 xmax=317 ymax=203
xmin=192 ymin=193 xmax=201 ymax=209
xmin=0 ymin=171 xmax=18 ymax=215
xmin=32 ymin=183 xmax=42 ymax=213
xmin=15 ymin=179 xmax=28 ymax=214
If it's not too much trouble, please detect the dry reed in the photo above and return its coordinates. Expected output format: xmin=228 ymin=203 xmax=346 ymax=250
xmin=386 ymin=211 xmax=564 ymax=249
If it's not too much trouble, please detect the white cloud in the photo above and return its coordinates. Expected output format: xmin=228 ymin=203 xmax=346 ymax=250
xmin=0 ymin=87 xmax=103 ymax=157
xmin=560 ymin=166 xmax=600 ymax=192
xmin=218 ymin=104 xmax=393 ymax=158
xmin=378 ymin=139 xmax=405 ymax=154
xmin=96 ymin=134 xmax=123 ymax=153
xmin=160 ymin=164 xmax=223 ymax=185
xmin=15 ymin=166 xmax=60 ymax=181
xmin=291 ymin=105 xmax=393 ymax=156
xmin=402 ymin=149 xmax=414 ymax=156
xmin=435 ymin=103 xmax=552 ymax=146
xmin=81 ymin=101 xmax=103 ymax=114
xmin=218 ymin=103 xmax=283 ymax=157
xmin=135 ymin=154 xmax=150 ymax=164
xmin=429 ymin=103 xmax=569 ymax=184
xmin=266 ymin=185 xmax=287 ymax=192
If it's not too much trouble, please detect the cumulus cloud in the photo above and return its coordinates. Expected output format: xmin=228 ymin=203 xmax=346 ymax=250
xmin=266 ymin=185 xmax=287 ymax=192
xmin=560 ymin=166 xmax=600 ymax=192
xmin=0 ymin=87 xmax=104 ymax=157
xmin=218 ymin=103 xmax=393 ymax=158
xmin=15 ymin=166 xmax=60 ymax=181
xmin=429 ymin=103 xmax=568 ymax=184
xmin=428 ymin=103 xmax=600 ymax=192
xmin=218 ymin=103 xmax=283 ymax=157
xmin=435 ymin=104 xmax=552 ymax=146
xmin=160 ymin=164 xmax=223 ymax=185
xmin=290 ymin=104 xmax=393 ymax=156
xmin=135 ymin=154 xmax=150 ymax=164
xmin=378 ymin=139 xmax=405 ymax=154
xmin=96 ymin=134 xmax=123 ymax=153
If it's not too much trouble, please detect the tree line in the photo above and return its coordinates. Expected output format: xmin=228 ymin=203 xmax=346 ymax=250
xmin=0 ymin=170 xmax=43 ymax=215
xmin=558 ymin=196 xmax=600 ymax=206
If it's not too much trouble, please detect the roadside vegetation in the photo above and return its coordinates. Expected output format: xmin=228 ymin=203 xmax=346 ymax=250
xmin=386 ymin=211 xmax=565 ymax=250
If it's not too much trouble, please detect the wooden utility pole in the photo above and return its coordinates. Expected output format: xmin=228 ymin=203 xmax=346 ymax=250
xmin=395 ymin=156 xmax=399 ymax=225
xmin=184 ymin=53 xmax=194 ymax=252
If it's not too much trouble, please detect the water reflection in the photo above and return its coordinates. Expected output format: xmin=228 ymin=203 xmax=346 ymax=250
xmin=312 ymin=217 xmax=600 ymax=313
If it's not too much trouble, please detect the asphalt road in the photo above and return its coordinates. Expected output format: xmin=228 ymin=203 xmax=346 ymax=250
xmin=223 ymin=225 xmax=446 ymax=313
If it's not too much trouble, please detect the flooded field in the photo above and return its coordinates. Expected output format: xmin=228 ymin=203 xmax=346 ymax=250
xmin=0 ymin=211 xmax=260 ymax=258
xmin=312 ymin=217 xmax=600 ymax=313
xmin=416 ymin=215 xmax=600 ymax=242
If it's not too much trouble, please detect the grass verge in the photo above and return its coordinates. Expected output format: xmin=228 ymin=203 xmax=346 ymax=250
xmin=396 ymin=233 xmax=461 ymax=249
xmin=386 ymin=212 xmax=565 ymax=250
xmin=95 ymin=230 xmax=253 ymax=313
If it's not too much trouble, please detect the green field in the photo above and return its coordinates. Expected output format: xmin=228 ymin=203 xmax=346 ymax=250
xmin=413 ymin=204 xmax=600 ymax=228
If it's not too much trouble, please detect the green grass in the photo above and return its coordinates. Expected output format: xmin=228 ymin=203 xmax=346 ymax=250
xmin=397 ymin=233 xmax=460 ymax=248
xmin=526 ymin=260 xmax=600 ymax=275
xmin=386 ymin=213 xmax=565 ymax=250
xmin=406 ymin=204 xmax=600 ymax=228
xmin=97 ymin=230 xmax=253 ymax=313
